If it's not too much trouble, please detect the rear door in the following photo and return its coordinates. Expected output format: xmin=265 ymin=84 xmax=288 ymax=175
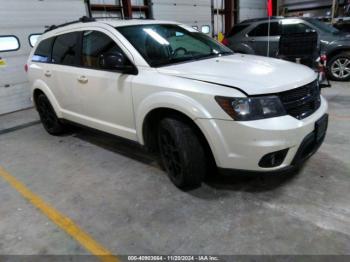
xmin=246 ymin=22 xmax=281 ymax=57
xmin=50 ymin=32 xmax=82 ymax=114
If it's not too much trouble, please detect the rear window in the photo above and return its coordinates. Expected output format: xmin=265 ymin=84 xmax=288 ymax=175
xmin=248 ymin=22 xmax=280 ymax=37
xmin=228 ymin=24 xmax=249 ymax=36
xmin=0 ymin=36 xmax=20 ymax=52
xmin=52 ymin=32 xmax=80 ymax=65
xmin=281 ymin=22 xmax=313 ymax=34
xmin=32 ymin=37 xmax=54 ymax=62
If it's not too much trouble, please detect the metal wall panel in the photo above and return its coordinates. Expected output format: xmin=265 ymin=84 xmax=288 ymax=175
xmin=0 ymin=0 xmax=86 ymax=115
xmin=280 ymin=0 xmax=332 ymax=11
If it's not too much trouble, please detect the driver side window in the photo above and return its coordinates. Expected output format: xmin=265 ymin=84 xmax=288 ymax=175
xmin=82 ymin=30 xmax=125 ymax=69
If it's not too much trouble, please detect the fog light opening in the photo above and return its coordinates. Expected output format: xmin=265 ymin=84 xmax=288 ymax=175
xmin=259 ymin=149 xmax=289 ymax=168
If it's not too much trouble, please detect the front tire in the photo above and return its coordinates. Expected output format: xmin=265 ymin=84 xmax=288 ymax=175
xmin=36 ymin=93 xmax=66 ymax=135
xmin=158 ymin=118 xmax=207 ymax=190
xmin=327 ymin=52 xmax=350 ymax=81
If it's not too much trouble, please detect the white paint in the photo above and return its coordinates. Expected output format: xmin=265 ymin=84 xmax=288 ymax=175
xmin=27 ymin=20 xmax=328 ymax=172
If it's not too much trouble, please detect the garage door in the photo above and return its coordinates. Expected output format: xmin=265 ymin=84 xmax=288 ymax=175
xmin=0 ymin=0 xmax=87 ymax=115
xmin=239 ymin=0 xmax=267 ymax=22
xmin=151 ymin=0 xmax=212 ymax=35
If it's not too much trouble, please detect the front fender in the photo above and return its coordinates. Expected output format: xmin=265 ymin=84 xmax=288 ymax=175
xmin=32 ymin=79 xmax=62 ymax=118
xmin=136 ymin=91 xmax=212 ymax=144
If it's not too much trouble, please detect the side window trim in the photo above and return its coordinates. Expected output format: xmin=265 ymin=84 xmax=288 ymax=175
xmin=0 ymin=35 xmax=20 ymax=52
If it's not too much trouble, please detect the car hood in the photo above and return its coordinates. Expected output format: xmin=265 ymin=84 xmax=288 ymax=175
xmin=157 ymin=54 xmax=317 ymax=95
xmin=320 ymin=32 xmax=350 ymax=43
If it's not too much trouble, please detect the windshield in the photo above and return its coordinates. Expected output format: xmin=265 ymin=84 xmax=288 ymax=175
xmin=117 ymin=24 xmax=233 ymax=67
xmin=305 ymin=18 xmax=340 ymax=34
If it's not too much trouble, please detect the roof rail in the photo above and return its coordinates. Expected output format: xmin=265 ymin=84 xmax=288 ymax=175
xmin=44 ymin=16 xmax=96 ymax=33
xmin=240 ymin=16 xmax=284 ymax=24
xmin=43 ymin=16 xmax=154 ymax=33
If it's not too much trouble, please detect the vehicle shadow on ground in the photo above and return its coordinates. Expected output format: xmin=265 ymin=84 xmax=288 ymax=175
xmin=72 ymin=127 xmax=302 ymax=196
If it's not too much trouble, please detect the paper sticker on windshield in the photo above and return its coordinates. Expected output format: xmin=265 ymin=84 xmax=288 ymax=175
xmin=0 ymin=58 xmax=6 ymax=68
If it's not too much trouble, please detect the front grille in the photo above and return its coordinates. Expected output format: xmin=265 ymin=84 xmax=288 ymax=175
xmin=279 ymin=80 xmax=321 ymax=120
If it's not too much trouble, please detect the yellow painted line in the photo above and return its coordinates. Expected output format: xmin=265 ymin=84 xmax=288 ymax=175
xmin=0 ymin=166 xmax=120 ymax=262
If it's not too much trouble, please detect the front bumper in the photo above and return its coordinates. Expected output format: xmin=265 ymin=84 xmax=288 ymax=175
xmin=196 ymin=96 xmax=328 ymax=172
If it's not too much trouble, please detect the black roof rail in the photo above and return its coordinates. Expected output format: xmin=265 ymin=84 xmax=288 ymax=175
xmin=44 ymin=16 xmax=155 ymax=33
xmin=240 ymin=16 xmax=285 ymax=24
xmin=44 ymin=16 xmax=96 ymax=33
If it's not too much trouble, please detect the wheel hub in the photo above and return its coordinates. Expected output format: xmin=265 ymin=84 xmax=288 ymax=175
xmin=159 ymin=129 xmax=183 ymax=180
xmin=331 ymin=58 xmax=350 ymax=79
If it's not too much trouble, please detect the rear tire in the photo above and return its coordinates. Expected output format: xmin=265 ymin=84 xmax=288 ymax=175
xmin=327 ymin=52 xmax=350 ymax=81
xmin=158 ymin=118 xmax=206 ymax=190
xmin=36 ymin=93 xmax=66 ymax=135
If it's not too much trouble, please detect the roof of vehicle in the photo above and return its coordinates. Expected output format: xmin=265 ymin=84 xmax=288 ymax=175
xmin=44 ymin=16 xmax=180 ymax=34
xmin=240 ymin=16 xmax=285 ymax=24
xmin=239 ymin=16 xmax=317 ymax=25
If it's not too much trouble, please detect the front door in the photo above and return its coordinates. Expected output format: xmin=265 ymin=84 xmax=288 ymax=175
xmin=73 ymin=29 xmax=136 ymax=141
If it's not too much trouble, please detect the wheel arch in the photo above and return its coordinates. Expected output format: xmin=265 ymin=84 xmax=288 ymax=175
xmin=32 ymin=80 xmax=62 ymax=118
xmin=136 ymin=91 xmax=213 ymax=140
xmin=141 ymin=107 xmax=217 ymax=168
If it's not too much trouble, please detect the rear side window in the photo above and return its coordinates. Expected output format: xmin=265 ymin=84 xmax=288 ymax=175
xmin=249 ymin=22 xmax=280 ymax=37
xmin=32 ymin=37 xmax=54 ymax=62
xmin=228 ymin=24 xmax=249 ymax=36
xmin=282 ymin=22 xmax=312 ymax=34
xmin=82 ymin=30 xmax=124 ymax=69
xmin=0 ymin=36 xmax=20 ymax=52
xmin=52 ymin=32 xmax=79 ymax=65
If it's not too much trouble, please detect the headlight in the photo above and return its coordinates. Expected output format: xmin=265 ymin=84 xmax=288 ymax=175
xmin=215 ymin=95 xmax=286 ymax=121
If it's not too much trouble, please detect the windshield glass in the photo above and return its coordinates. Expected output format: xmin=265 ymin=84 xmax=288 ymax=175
xmin=306 ymin=18 xmax=340 ymax=34
xmin=117 ymin=24 xmax=233 ymax=67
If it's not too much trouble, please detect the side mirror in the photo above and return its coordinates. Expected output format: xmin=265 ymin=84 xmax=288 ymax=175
xmin=99 ymin=52 xmax=137 ymax=74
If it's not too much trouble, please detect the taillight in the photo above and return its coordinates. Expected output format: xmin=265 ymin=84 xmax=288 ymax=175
xmin=24 ymin=64 xmax=28 ymax=73
xmin=221 ymin=38 xmax=230 ymax=46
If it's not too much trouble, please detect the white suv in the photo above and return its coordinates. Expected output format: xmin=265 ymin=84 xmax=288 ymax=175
xmin=27 ymin=18 xmax=329 ymax=189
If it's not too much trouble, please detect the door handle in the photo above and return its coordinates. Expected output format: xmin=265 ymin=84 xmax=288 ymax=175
xmin=44 ymin=70 xmax=52 ymax=77
xmin=77 ymin=75 xmax=88 ymax=84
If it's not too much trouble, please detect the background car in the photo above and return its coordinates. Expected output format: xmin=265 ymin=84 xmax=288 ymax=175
xmin=224 ymin=17 xmax=350 ymax=81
